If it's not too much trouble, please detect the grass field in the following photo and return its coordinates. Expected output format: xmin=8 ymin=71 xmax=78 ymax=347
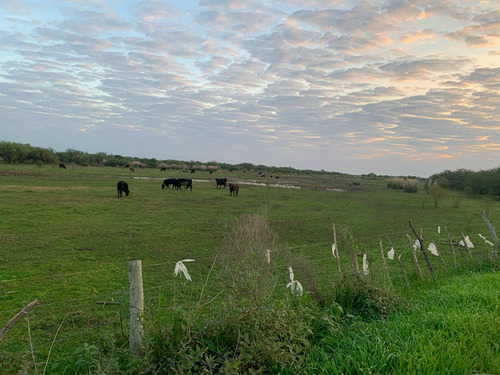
xmin=0 ymin=163 xmax=498 ymax=374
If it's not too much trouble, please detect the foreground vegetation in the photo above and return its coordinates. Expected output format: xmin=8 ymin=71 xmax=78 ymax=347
xmin=0 ymin=163 xmax=499 ymax=374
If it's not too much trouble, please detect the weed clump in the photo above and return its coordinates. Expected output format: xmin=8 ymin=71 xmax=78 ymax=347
xmin=145 ymin=214 xmax=342 ymax=373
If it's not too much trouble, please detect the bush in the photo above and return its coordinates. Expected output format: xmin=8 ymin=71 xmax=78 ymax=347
xmin=142 ymin=214 xmax=344 ymax=373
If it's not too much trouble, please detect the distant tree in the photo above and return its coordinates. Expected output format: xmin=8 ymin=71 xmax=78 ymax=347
xmin=428 ymin=180 xmax=444 ymax=208
xmin=0 ymin=141 xmax=26 ymax=164
xmin=237 ymin=162 xmax=255 ymax=171
xmin=25 ymin=146 xmax=58 ymax=164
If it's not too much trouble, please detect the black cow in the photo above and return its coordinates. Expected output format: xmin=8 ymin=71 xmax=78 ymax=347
xmin=117 ymin=181 xmax=130 ymax=198
xmin=229 ymin=183 xmax=239 ymax=197
xmin=173 ymin=178 xmax=193 ymax=191
xmin=160 ymin=167 xmax=167 ymax=171
xmin=59 ymin=163 xmax=66 ymax=169
xmin=216 ymin=178 xmax=227 ymax=188
xmin=161 ymin=178 xmax=176 ymax=189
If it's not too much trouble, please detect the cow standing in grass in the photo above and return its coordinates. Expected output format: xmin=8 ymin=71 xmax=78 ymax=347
xmin=117 ymin=181 xmax=130 ymax=198
xmin=216 ymin=178 xmax=227 ymax=188
xmin=229 ymin=183 xmax=239 ymax=197
xmin=173 ymin=178 xmax=193 ymax=191
xmin=59 ymin=163 xmax=66 ymax=169
xmin=162 ymin=178 xmax=176 ymax=189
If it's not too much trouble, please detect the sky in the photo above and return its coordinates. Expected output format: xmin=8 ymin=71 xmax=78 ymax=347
xmin=1 ymin=0 xmax=499 ymax=177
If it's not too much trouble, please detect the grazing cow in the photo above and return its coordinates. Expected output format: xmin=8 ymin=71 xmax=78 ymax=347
xmin=229 ymin=183 xmax=239 ymax=197
xmin=190 ymin=169 xmax=196 ymax=174
xmin=209 ymin=171 xmax=213 ymax=174
xmin=59 ymin=163 xmax=66 ymax=169
xmin=129 ymin=167 xmax=135 ymax=173
xmin=117 ymin=181 xmax=130 ymax=198
xmin=160 ymin=167 xmax=167 ymax=171
xmin=173 ymin=178 xmax=193 ymax=191
xmin=161 ymin=178 xmax=176 ymax=189
xmin=216 ymin=178 xmax=227 ymax=188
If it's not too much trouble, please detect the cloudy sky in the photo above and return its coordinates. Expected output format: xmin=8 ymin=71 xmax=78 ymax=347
xmin=1 ymin=0 xmax=499 ymax=177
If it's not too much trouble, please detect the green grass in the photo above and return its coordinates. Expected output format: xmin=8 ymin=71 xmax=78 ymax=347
xmin=0 ymin=164 xmax=498 ymax=373
xmin=304 ymin=271 xmax=500 ymax=375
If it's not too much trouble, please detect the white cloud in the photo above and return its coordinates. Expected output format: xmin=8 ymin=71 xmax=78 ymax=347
xmin=1 ymin=0 xmax=499 ymax=176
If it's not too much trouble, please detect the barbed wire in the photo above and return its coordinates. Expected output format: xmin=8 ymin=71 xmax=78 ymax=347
xmin=0 ymin=222 xmax=492 ymax=285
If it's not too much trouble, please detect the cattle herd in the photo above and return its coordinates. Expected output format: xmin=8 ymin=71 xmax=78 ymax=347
xmin=117 ymin=177 xmax=240 ymax=198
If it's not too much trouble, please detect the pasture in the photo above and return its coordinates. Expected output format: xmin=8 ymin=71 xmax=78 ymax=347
xmin=0 ymin=163 xmax=499 ymax=373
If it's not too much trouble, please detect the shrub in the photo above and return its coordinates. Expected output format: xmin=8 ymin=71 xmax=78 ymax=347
xmin=143 ymin=214 xmax=343 ymax=373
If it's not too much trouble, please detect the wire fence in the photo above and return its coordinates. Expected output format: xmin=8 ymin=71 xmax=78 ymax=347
xmin=1 ymin=218 xmax=498 ymax=355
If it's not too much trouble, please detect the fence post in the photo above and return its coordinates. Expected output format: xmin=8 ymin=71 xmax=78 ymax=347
xmin=378 ymin=238 xmax=393 ymax=288
xmin=409 ymin=221 xmax=434 ymax=277
xmin=406 ymin=234 xmax=424 ymax=280
xmin=444 ymin=227 xmax=457 ymax=268
xmin=332 ymin=223 xmax=342 ymax=282
xmin=128 ymin=260 xmax=144 ymax=356
xmin=481 ymin=211 xmax=499 ymax=243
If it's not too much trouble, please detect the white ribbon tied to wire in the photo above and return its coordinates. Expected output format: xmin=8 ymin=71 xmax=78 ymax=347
xmin=428 ymin=242 xmax=439 ymax=256
xmin=387 ymin=247 xmax=395 ymax=260
xmin=479 ymin=234 xmax=494 ymax=246
xmin=459 ymin=236 xmax=474 ymax=248
xmin=286 ymin=266 xmax=303 ymax=296
xmin=362 ymin=254 xmax=369 ymax=275
xmin=174 ymin=259 xmax=195 ymax=281
xmin=332 ymin=243 xmax=338 ymax=258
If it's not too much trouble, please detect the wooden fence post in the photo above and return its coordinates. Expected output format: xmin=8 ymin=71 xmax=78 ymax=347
xmin=444 ymin=227 xmax=457 ymax=268
xmin=128 ymin=260 xmax=144 ymax=356
xmin=378 ymin=238 xmax=393 ymax=288
xmin=0 ymin=299 xmax=39 ymax=342
xmin=332 ymin=224 xmax=342 ymax=282
xmin=406 ymin=234 xmax=424 ymax=281
xmin=481 ymin=211 xmax=499 ymax=243
xmin=409 ymin=221 xmax=434 ymax=277
xmin=481 ymin=211 xmax=499 ymax=256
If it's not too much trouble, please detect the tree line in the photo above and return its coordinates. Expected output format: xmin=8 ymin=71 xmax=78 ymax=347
xmin=430 ymin=168 xmax=500 ymax=197
xmin=0 ymin=141 xmax=340 ymax=176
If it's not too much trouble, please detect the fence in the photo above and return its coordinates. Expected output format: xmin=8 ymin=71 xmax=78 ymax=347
xmin=1 ymin=211 xmax=498 ymax=359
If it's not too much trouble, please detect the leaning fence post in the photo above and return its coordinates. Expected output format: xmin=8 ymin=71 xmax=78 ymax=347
xmin=128 ymin=260 xmax=144 ymax=356
xmin=409 ymin=221 xmax=434 ymax=277
xmin=481 ymin=211 xmax=499 ymax=255
xmin=481 ymin=211 xmax=499 ymax=243
xmin=0 ymin=299 xmax=39 ymax=342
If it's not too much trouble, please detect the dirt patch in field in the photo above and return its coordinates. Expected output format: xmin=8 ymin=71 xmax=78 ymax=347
xmin=2 ymin=185 xmax=90 ymax=192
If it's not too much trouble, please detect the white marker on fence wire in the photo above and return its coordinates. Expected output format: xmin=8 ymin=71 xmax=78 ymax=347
xmin=428 ymin=242 xmax=439 ymax=256
xmin=362 ymin=254 xmax=369 ymax=275
xmin=459 ymin=236 xmax=474 ymax=248
xmin=479 ymin=234 xmax=494 ymax=246
xmin=174 ymin=259 xmax=195 ymax=281
xmin=438 ymin=226 xmax=441 ymax=234
xmin=387 ymin=247 xmax=395 ymax=260
xmin=286 ymin=266 xmax=303 ymax=296
xmin=332 ymin=243 xmax=338 ymax=258
xmin=265 ymin=249 xmax=271 ymax=263
xmin=412 ymin=240 xmax=420 ymax=251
